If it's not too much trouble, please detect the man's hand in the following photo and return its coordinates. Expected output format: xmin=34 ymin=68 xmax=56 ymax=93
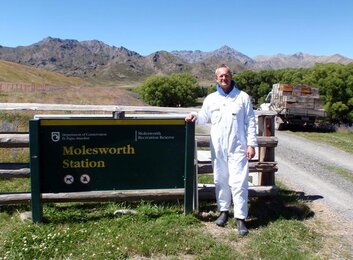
xmin=246 ymin=146 xmax=256 ymax=160
xmin=185 ymin=113 xmax=197 ymax=122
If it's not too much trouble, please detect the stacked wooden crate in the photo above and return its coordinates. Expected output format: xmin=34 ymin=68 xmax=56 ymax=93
xmin=272 ymin=83 xmax=323 ymax=110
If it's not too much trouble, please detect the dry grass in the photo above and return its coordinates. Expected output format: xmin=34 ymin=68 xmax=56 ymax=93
xmin=303 ymin=200 xmax=353 ymax=258
xmin=0 ymin=60 xmax=148 ymax=107
xmin=0 ymin=85 xmax=146 ymax=106
xmin=0 ymin=60 xmax=86 ymax=86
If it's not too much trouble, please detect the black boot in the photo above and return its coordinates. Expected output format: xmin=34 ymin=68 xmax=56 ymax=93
xmin=236 ymin=218 xmax=248 ymax=236
xmin=215 ymin=211 xmax=229 ymax=227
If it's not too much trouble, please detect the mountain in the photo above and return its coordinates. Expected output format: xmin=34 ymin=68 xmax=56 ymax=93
xmin=254 ymin=52 xmax=353 ymax=69
xmin=172 ymin=45 xmax=255 ymax=66
xmin=0 ymin=37 xmax=147 ymax=83
xmin=0 ymin=37 xmax=352 ymax=85
xmin=144 ymin=51 xmax=191 ymax=75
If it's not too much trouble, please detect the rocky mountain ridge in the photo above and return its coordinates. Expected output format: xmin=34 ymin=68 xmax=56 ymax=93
xmin=0 ymin=37 xmax=352 ymax=84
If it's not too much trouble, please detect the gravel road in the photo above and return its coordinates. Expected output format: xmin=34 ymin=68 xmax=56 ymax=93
xmin=275 ymin=131 xmax=353 ymax=256
xmin=275 ymin=131 xmax=353 ymax=220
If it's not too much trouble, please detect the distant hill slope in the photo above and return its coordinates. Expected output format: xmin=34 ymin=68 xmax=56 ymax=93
xmin=0 ymin=60 xmax=87 ymax=86
xmin=253 ymin=52 xmax=353 ymax=69
xmin=0 ymin=37 xmax=352 ymax=85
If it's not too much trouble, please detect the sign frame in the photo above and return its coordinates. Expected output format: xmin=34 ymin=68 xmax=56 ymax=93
xmin=29 ymin=117 xmax=196 ymax=223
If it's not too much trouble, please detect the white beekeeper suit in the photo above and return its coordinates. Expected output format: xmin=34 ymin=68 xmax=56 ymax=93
xmin=196 ymin=81 xmax=258 ymax=219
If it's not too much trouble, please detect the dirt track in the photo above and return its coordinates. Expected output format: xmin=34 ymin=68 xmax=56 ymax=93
xmin=275 ymin=131 xmax=353 ymax=256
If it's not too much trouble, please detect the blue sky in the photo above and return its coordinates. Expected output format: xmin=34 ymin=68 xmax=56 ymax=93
xmin=1 ymin=0 xmax=353 ymax=58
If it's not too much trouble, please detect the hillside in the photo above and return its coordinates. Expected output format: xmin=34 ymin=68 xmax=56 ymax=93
xmin=0 ymin=60 xmax=146 ymax=106
xmin=0 ymin=60 xmax=87 ymax=86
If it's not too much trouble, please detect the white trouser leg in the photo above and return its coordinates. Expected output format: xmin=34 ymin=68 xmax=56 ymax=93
xmin=213 ymin=157 xmax=232 ymax=212
xmin=228 ymin=154 xmax=249 ymax=219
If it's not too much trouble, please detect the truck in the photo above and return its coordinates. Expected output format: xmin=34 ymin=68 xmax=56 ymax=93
xmin=259 ymin=83 xmax=327 ymax=130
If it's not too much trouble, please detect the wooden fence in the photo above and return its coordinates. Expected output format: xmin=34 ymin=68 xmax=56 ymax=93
xmin=0 ymin=82 xmax=64 ymax=92
xmin=0 ymin=103 xmax=278 ymax=205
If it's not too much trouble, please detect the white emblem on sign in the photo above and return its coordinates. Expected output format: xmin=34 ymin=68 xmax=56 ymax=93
xmin=64 ymin=175 xmax=74 ymax=184
xmin=51 ymin=132 xmax=60 ymax=142
xmin=80 ymin=174 xmax=90 ymax=184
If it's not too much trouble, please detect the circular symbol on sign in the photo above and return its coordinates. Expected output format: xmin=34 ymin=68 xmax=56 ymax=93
xmin=80 ymin=174 xmax=90 ymax=184
xmin=51 ymin=132 xmax=60 ymax=142
xmin=64 ymin=175 xmax=74 ymax=185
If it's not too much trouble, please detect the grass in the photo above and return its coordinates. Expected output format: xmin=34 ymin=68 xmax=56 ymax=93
xmin=320 ymin=163 xmax=353 ymax=184
xmin=0 ymin=111 xmax=31 ymax=165
xmin=0 ymin=185 xmax=321 ymax=260
xmin=0 ymin=202 xmax=204 ymax=259
xmin=0 ymin=177 xmax=30 ymax=193
xmin=0 ymin=86 xmax=145 ymax=106
xmin=198 ymin=174 xmax=213 ymax=184
xmin=0 ymin=147 xmax=29 ymax=163
xmin=292 ymin=127 xmax=353 ymax=154
xmin=0 ymin=111 xmax=31 ymax=132
xmin=0 ymin=60 xmax=86 ymax=86
xmin=248 ymin=219 xmax=317 ymax=259
xmin=0 ymin=61 xmax=146 ymax=106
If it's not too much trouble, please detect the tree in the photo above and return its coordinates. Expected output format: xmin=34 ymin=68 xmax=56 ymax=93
xmin=305 ymin=63 xmax=353 ymax=125
xmin=139 ymin=73 xmax=199 ymax=107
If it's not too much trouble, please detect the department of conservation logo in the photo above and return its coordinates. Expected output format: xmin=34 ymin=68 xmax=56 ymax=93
xmin=51 ymin=132 xmax=60 ymax=142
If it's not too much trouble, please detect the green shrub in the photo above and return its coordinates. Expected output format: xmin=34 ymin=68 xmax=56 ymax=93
xmin=139 ymin=73 xmax=199 ymax=107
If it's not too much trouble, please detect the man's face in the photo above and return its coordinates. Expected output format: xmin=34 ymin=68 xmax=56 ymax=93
xmin=216 ymin=67 xmax=232 ymax=90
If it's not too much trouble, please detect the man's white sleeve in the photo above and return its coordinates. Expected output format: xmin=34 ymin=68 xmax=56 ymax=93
xmin=246 ymin=98 xmax=258 ymax=147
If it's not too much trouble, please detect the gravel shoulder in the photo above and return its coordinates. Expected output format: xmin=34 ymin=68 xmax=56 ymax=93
xmin=275 ymin=131 xmax=353 ymax=256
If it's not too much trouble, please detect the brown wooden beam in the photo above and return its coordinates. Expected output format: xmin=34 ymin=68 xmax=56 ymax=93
xmin=0 ymin=185 xmax=277 ymax=205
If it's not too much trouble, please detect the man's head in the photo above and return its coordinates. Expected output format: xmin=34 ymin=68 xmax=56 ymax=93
xmin=215 ymin=64 xmax=233 ymax=92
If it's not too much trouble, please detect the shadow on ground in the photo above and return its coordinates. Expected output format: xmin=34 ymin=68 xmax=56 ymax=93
xmin=197 ymin=187 xmax=316 ymax=229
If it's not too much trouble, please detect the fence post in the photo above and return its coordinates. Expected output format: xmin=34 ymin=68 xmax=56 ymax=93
xmin=29 ymin=119 xmax=43 ymax=223
xmin=258 ymin=115 xmax=275 ymax=185
xmin=184 ymin=121 xmax=195 ymax=214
